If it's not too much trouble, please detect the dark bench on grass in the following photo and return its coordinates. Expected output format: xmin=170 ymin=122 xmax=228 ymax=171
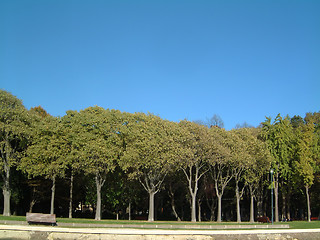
xmin=26 ymin=212 xmax=57 ymax=226
xmin=257 ymin=216 xmax=271 ymax=223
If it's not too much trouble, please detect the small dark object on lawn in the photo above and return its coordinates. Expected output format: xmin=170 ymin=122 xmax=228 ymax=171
xmin=257 ymin=216 xmax=271 ymax=223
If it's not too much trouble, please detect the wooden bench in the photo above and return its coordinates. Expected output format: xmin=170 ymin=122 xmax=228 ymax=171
xmin=26 ymin=212 xmax=57 ymax=226
xmin=257 ymin=216 xmax=271 ymax=223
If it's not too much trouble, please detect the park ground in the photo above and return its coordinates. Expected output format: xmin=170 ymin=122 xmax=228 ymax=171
xmin=0 ymin=215 xmax=320 ymax=229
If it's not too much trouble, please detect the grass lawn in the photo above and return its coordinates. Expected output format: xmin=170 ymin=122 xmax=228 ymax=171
xmin=284 ymin=221 xmax=320 ymax=229
xmin=0 ymin=215 xmax=319 ymax=229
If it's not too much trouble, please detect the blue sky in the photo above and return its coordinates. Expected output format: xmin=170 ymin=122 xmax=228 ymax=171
xmin=1 ymin=0 xmax=319 ymax=129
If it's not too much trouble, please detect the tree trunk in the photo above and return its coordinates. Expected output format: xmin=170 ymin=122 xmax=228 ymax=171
xmin=281 ymin=179 xmax=285 ymax=221
xmin=95 ymin=173 xmax=106 ymax=221
xmin=191 ymin=193 xmax=197 ymax=222
xmin=235 ymin=182 xmax=241 ymax=223
xmin=210 ymin=205 xmax=215 ymax=221
xmin=212 ymin=164 xmax=233 ymax=223
xmin=139 ymin=173 xmax=165 ymax=222
xmin=217 ymin=194 xmax=222 ymax=222
xmin=29 ymin=199 xmax=36 ymax=213
xmin=95 ymin=184 xmax=102 ymax=220
xmin=236 ymin=194 xmax=241 ymax=223
xmin=306 ymin=185 xmax=311 ymax=222
xmin=205 ymin=195 xmax=216 ymax=221
xmin=184 ymin=166 xmax=201 ymax=223
xmin=148 ymin=191 xmax=155 ymax=221
xmin=168 ymin=184 xmax=181 ymax=221
xmin=197 ymin=198 xmax=201 ymax=222
xmin=29 ymin=187 xmax=37 ymax=213
xmin=170 ymin=197 xmax=181 ymax=221
xmin=2 ymin=162 xmax=11 ymax=216
xmin=250 ymin=194 xmax=254 ymax=223
xmin=68 ymin=173 xmax=74 ymax=219
xmin=2 ymin=188 xmax=11 ymax=217
xmin=128 ymin=202 xmax=131 ymax=221
xmin=50 ymin=176 xmax=56 ymax=215
xmin=274 ymin=178 xmax=279 ymax=222
xmin=256 ymin=192 xmax=263 ymax=217
xmin=282 ymin=194 xmax=286 ymax=221
xmin=168 ymin=183 xmax=180 ymax=221
xmin=287 ymin=193 xmax=291 ymax=221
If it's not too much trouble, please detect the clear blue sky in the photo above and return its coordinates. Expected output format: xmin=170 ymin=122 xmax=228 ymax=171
xmin=1 ymin=0 xmax=319 ymax=129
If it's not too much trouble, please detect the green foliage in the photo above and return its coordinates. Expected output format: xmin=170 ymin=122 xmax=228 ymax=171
xmin=261 ymin=114 xmax=294 ymax=179
xmin=1 ymin=90 xmax=319 ymax=222
xmin=29 ymin=106 xmax=49 ymax=119
xmin=292 ymin=118 xmax=316 ymax=187
xmin=0 ymin=90 xmax=34 ymax=215
xmin=121 ymin=113 xmax=178 ymax=185
xmin=0 ymin=90 xmax=32 ymax=170
xmin=240 ymin=128 xmax=272 ymax=195
xmin=178 ymin=121 xmax=210 ymax=170
xmin=20 ymin=115 xmax=69 ymax=180
xmin=305 ymin=112 xmax=320 ymax=173
xmin=64 ymin=107 xmax=124 ymax=176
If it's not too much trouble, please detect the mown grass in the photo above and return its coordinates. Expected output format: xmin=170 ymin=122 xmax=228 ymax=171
xmin=284 ymin=220 xmax=320 ymax=229
xmin=56 ymin=218 xmax=262 ymax=225
xmin=0 ymin=215 xmax=26 ymax=221
xmin=0 ymin=215 xmax=319 ymax=229
xmin=58 ymin=219 xmax=320 ymax=229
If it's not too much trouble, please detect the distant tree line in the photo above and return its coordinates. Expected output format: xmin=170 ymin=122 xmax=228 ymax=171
xmin=1 ymin=89 xmax=319 ymax=222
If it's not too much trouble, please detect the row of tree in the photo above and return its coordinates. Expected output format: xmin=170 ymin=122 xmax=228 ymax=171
xmin=1 ymin=90 xmax=319 ymax=222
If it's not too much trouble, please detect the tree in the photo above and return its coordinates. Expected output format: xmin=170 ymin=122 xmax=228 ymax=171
xmin=165 ymin=170 xmax=186 ymax=221
xmin=194 ymin=114 xmax=224 ymax=129
xmin=208 ymin=127 xmax=232 ymax=222
xmin=261 ymin=114 xmax=294 ymax=222
xmin=207 ymin=114 xmax=224 ymax=129
xmin=304 ymin=112 xmax=320 ymax=220
xmin=0 ymin=90 xmax=31 ymax=216
xmin=61 ymin=110 xmax=84 ymax=218
xmin=229 ymin=129 xmax=252 ymax=223
xmin=291 ymin=115 xmax=304 ymax=129
xmin=121 ymin=113 xmax=178 ymax=222
xmin=234 ymin=122 xmax=253 ymax=129
xmin=242 ymin=128 xmax=272 ymax=222
xmin=178 ymin=121 xmax=211 ymax=222
xmin=21 ymin=113 xmax=69 ymax=214
xmin=30 ymin=106 xmax=49 ymax=119
xmin=71 ymin=106 xmax=124 ymax=220
xmin=293 ymin=116 xmax=317 ymax=222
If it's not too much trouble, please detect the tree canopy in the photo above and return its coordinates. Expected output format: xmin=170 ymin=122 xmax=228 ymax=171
xmin=1 ymin=89 xmax=319 ymax=223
